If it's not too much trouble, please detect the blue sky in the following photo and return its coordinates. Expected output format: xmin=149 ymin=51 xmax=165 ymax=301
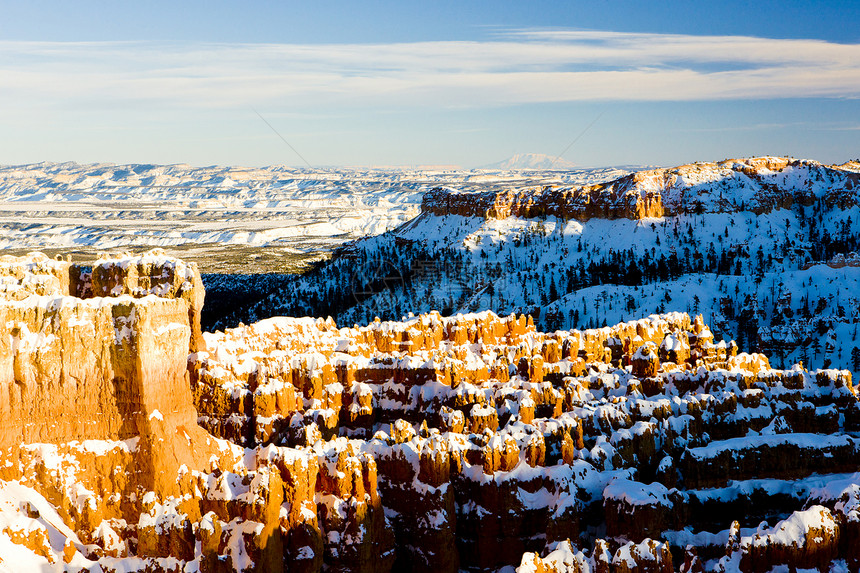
xmin=1 ymin=0 xmax=858 ymax=168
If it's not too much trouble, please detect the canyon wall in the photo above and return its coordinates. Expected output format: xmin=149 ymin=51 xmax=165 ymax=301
xmin=421 ymin=157 xmax=860 ymax=221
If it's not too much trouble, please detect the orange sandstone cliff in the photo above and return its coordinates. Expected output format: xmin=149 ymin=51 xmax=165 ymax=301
xmin=421 ymin=157 xmax=860 ymax=221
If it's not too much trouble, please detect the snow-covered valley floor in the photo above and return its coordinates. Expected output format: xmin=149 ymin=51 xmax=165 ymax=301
xmin=0 ymin=162 xmax=629 ymax=273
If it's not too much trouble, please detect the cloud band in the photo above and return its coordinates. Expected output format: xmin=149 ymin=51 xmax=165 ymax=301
xmin=1 ymin=30 xmax=858 ymax=111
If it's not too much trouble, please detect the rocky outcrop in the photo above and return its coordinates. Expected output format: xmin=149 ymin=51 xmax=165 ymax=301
xmin=713 ymin=507 xmax=842 ymax=572
xmin=421 ymin=157 xmax=860 ymax=221
xmin=0 ymin=252 xmax=212 ymax=494
xmin=89 ymin=251 xmax=207 ymax=352
xmin=0 ymin=252 xmax=74 ymax=300
xmin=0 ymin=249 xmax=205 ymax=351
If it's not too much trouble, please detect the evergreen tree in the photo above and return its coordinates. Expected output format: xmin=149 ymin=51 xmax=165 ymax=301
xmin=549 ymin=278 xmax=559 ymax=302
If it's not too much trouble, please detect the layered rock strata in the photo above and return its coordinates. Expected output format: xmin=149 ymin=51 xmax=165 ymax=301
xmin=421 ymin=157 xmax=860 ymax=221
xmin=189 ymin=307 xmax=860 ymax=572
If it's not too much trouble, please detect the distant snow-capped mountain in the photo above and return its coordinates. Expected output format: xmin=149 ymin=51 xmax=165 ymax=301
xmin=480 ymin=153 xmax=576 ymax=170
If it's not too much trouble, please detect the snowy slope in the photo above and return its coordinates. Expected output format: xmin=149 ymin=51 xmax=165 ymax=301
xmin=243 ymin=157 xmax=860 ymax=379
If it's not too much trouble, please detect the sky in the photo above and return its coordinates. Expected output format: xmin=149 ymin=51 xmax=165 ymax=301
xmin=1 ymin=0 xmax=859 ymax=169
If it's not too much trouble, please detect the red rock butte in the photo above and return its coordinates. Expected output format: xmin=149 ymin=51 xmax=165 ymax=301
xmin=0 ymin=251 xmax=214 ymax=491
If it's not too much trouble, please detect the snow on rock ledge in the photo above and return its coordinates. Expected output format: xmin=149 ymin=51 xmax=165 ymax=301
xmin=422 ymin=157 xmax=860 ymax=221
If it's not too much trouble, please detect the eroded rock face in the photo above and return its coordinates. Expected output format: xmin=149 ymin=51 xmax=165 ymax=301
xmin=0 ymin=249 xmax=205 ymax=351
xmin=0 ymin=251 xmax=209 ymax=472
xmin=3 ymin=251 xmax=860 ymax=572
xmin=0 ymin=252 xmax=73 ymax=300
xmin=422 ymin=157 xmax=860 ymax=221
xmin=0 ymin=255 xmax=203 ymax=453
xmin=185 ymin=307 xmax=860 ymax=572
xmin=89 ymin=251 xmax=206 ymax=352
xmin=0 ymin=295 xmax=194 ymax=449
xmin=0 ymin=252 xmax=394 ymax=572
xmin=0 ymin=252 xmax=215 ymax=497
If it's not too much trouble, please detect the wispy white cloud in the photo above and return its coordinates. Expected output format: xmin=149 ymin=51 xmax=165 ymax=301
xmin=502 ymin=29 xmax=860 ymax=67
xmin=0 ymin=30 xmax=858 ymax=113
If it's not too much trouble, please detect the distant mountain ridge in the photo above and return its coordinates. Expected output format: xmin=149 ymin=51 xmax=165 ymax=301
xmin=480 ymin=153 xmax=576 ymax=170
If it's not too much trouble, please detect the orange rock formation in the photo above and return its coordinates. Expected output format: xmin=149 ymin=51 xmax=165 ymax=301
xmin=421 ymin=157 xmax=860 ymax=221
